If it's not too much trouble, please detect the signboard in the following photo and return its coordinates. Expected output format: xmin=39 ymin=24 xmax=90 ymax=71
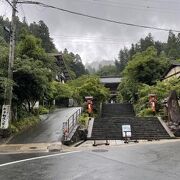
xmin=1 ymin=105 xmax=10 ymax=129
xmin=122 ymin=125 xmax=131 ymax=137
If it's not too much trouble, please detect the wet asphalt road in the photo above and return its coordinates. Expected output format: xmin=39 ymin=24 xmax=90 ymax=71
xmin=8 ymin=107 xmax=81 ymax=144
xmin=0 ymin=141 xmax=180 ymax=180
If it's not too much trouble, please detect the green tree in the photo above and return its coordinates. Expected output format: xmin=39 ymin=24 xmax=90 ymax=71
xmin=140 ymin=33 xmax=154 ymax=52
xmin=115 ymin=47 xmax=129 ymax=73
xmin=136 ymin=78 xmax=180 ymax=116
xmin=29 ymin=21 xmax=56 ymax=52
xmin=123 ymin=47 xmax=169 ymax=85
xmin=96 ymin=64 xmax=117 ymax=76
xmin=117 ymin=47 xmax=170 ymax=103
xmin=63 ymin=49 xmax=87 ymax=78
xmin=17 ymin=34 xmax=46 ymax=60
xmin=48 ymin=81 xmax=73 ymax=100
xmin=69 ymin=75 xmax=110 ymax=104
xmin=13 ymin=58 xmax=51 ymax=113
xmin=117 ymin=78 xmax=139 ymax=103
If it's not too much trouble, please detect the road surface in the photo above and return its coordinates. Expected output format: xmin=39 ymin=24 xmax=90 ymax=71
xmin=8 ymin=107 xmax=81 ymax=144
xmin=0 ymin=140 xmax=180 ymax=180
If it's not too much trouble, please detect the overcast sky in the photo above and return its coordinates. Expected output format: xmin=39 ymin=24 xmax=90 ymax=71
xmin=1 ymin=0 xmax=180 ymax=64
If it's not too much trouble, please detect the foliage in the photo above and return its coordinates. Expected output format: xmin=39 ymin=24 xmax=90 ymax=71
xmin=123 ymin=47 xmax=169 ymax=85
xmin=17 ymin=34 xmax=47 ymax=61
xmin=0 ymin=16 xmax=90 ymax=133
xmin=13 ymin=58 xmax=51 ymax=112
xmin=78 ymin=113 xmax=89 ymax=127
xmin=115 ymin=47 xmax=129 ymax=74
xmin=49 ymin=81 xmax=74 ymax=100
xmin=136 ymin=78 xmax=180 ymax=115
xmin=117 ymin=47 xmax=170 ymax=103
xmin=117 ymin=78 xmax=139 ymax=103
xmin=63 ymin=49 xmax=87 ymax=78
xmin=114 ymin=32 xmax=180 ymax=73
xmin=69 ymin=75 xmax=110 ymax=104
xmin=138 ymin=108 xmax=155 ymax=117
xmin=11 ymin=116 xmax=40 ymax=133
xmin=96 ymin=64 xmax=118 ymax=76
xmin=38 ymin=106 xmax=49 ymax=115
xmin=29 ymin=20 xmax=57 ymax=53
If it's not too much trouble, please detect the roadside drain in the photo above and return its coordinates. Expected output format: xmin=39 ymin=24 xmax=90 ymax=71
xmin=29 ymin=147 xmax=38 ymax=149
xmin=92 ymin=149 xmax=108 ymax=152
xmin=48 ymin=143 xmax=62 ymax=152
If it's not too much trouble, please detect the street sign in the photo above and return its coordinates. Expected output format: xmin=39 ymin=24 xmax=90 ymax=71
xmin=1 ymin=105 xmax=10 ymax=129
xmin=122 ymin=125 xmax=131 ymax=137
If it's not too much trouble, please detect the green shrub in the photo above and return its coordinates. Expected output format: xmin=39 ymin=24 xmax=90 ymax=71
xmin=138 ymin=108 xmax=154 ymax=117
xmin=10 ymin=124 xmax=19 ymax=134
xmin=78 ymin=113 xmax=89 ymax=127
xmin=38 ymin=106 xmax=49 ymax=115
xmin=11 ymin=116 xmax=40 ymax=133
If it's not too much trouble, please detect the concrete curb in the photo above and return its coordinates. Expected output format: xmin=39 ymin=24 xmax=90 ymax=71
xmin=0 ymin=142 xmax=62 ymax=154
xmin=158 ymin=117 xmax=175 ymax=137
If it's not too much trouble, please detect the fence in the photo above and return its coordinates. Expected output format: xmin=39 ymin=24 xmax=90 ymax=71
xmin=63 ymin=108 xmax=82 ymax=141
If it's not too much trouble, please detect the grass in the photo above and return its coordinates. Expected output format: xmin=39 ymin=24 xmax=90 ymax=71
xmin=78 ymin=113 xmax=89 ymax=128
xmin=10 ymin=116 xmax=40 ymax=134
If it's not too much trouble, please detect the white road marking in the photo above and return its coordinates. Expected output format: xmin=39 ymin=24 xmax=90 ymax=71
xmin=0 ymin=151 xmax=80 ymax=167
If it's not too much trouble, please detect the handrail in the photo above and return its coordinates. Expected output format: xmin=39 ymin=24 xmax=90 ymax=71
xmin=62 ymin=108 xmax=82 ymax=141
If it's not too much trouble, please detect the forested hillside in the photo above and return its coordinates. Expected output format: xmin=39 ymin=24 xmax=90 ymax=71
xmin=115 ymin=33 xmax=180 ymax=116
xmin=115 ymin=32 xmax=180 ymax=74
xmin=96 ymin=32 xmax=180 ymax=77
xmin=0 ymin=16 xmax=87 ymax=78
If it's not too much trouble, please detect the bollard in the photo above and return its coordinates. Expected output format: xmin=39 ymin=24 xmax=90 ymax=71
xmin=93 ymin=140 xmax=97 ymax=146
xmin=105 ymin=140 xmax=110 ymax=145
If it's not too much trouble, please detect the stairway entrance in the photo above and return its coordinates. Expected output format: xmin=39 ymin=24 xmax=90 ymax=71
xmin=89 ymin=103 xmax=171 ymax=141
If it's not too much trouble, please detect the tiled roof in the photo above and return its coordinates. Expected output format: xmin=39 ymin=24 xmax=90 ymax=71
xmin=100 ymin=77 xmax=122 ymax=84
xmin=162 ymin=62 xmax=180 ymax=79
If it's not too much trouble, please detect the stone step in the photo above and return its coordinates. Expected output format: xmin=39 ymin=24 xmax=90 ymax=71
xmin=90 ymin=117 xmax=171 ymax=140
xmin=101 ymin=103 xmax=135 ymax=118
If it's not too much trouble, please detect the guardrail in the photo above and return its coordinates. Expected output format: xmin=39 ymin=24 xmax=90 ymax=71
xmin=63 ymin=108 xmax=82 ymax=141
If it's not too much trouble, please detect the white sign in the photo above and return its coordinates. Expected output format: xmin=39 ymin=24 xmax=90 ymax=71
xmin=1 ymin=105 xmax=10 ymax=129
xmin=122 ymin=125 xmax=131 ymax=137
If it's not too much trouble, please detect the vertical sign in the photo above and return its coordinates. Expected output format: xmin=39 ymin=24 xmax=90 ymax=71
xmin=1 ymin=105 xmax=10 ymax=129
xmin=122 ymin=125 xmax=131 ymax=137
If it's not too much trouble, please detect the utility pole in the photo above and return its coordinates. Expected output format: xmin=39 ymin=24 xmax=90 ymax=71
xmin=1 ymin=0 xmax=17 ymax=132
xmin=6 ymin=0 xmax=17 ymax=105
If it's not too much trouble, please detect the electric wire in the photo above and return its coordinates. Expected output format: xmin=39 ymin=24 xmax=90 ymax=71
xmin=5 ymin=0 xmax=18 ymax=12
xmin=18 ymin=3 xmax=29 ymax=24
xmin=1 ymin=0 xmax=9 ymax=19
xmin=17 ymin=1 xmax=180 ymax=33
xmin=76 ymin=0 xmax=180 ymax=14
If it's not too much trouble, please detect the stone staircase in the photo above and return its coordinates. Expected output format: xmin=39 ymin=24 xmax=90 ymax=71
xmin=101 ymin=103 xmax=135 ymax=117
xmin=90 ymin=103 xmax=171 ymax=140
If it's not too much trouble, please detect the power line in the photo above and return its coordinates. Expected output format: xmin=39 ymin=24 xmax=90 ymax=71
xmin=5 ymin=0 xmax=18 ymax=12
xmin=17 ymin=1 xmax=180 ymax=33
xmin=55 ymin=40 xmax=130 ymax=45
xmin=90 ymin=0 xmax=180 ymax=5
xmin=76 ymin=0 xmax=180 ymax=14
xmin=52 ymin=34 xmax=127 ymax=40
xmin=53 ymin=34 xmax=131 ymax=44
xmin=18 ymin=3 xmax=29 ymax=24
xmin=1 ymin=0 xmax=9 ymax=19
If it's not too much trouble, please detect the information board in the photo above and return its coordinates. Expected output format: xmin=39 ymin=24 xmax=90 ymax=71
xmin=122 ymin=125 xmax=131 ymax=137
xmin=1 ymin=105 xmax=10 ymax=129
